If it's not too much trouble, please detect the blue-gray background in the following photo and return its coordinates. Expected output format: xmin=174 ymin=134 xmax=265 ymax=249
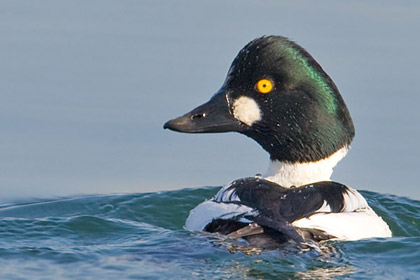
xmin=1 ymin=1 xmax=419 ymax=201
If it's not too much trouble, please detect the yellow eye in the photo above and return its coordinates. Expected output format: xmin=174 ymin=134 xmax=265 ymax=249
xmin=256 ymin=79 xmax=273 ymax=94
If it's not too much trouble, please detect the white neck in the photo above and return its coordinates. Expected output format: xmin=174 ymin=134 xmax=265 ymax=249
xmin=264 ymin=146 xmax=349 ymax=188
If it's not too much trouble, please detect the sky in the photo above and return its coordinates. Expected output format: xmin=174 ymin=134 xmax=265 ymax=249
xmin=1 ymin=0 xmax=420 ymax=201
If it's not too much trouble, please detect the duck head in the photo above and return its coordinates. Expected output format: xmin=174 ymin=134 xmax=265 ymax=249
xmin=164 ymin=36 xmax=354 ymax=184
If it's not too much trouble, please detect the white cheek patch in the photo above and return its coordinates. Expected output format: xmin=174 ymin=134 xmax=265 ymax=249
xmin=232 ymin=96 xmax=262 ymax=126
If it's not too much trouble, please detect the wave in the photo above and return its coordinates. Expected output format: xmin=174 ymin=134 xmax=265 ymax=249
xmin=0 ymin=187 xmax=419 ymax=279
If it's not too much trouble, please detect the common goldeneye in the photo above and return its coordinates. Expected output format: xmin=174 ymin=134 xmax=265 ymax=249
xmin=164 ymin=36 xmax=391 ymax=248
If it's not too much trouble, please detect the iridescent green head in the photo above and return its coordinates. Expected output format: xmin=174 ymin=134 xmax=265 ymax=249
xmin=165 ymin=36 xmax=355 ymax=163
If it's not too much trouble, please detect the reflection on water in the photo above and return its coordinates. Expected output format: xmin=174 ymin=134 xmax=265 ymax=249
xmin=296 ymin=265 xmax=355 ymax=280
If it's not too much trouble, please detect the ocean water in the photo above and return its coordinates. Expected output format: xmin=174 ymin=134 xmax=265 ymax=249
xmin=1 ymin=187 xmax=419 ymax=280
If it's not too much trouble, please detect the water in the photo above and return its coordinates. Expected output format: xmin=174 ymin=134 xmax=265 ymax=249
xmin=1 ymin=187 xmax=419 ymax=279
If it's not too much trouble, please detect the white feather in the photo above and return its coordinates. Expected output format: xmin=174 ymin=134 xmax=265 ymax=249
xmin=232 ymin=96 xmax=262 ymax=126
xmin=316 ymin=200 xmax=332 ymax=212
xmin=214 ymin=180 xmax=240 ymax=202
xmin=292 ymin=207 xmax=392 ymax=240
xmin=342 ymin=187 xmax=369 ymax=211
xmin=293 ymin=187 xmax=391 ymax=240
xmin=264 ymin=146 xmax=348 ymax=188
xmin=184 ymin=200 xmax=256 ymax=231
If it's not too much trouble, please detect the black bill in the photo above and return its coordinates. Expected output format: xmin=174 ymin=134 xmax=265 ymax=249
xmin=163 ymin=90 xmax=243 ymax=133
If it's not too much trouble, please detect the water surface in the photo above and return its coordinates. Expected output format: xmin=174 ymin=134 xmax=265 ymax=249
xmin=1 ymin=187 xmax=419 ymax=279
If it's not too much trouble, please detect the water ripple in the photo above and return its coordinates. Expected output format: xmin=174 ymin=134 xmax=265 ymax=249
xmin=0 ymin=187 xmax=419 ymax=279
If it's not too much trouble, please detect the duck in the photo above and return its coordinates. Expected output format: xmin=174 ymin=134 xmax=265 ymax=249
xmin=164 ymin=36 xmax=391 ymax=248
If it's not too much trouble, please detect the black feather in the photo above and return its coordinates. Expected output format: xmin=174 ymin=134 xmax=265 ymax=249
xmin=208 ymin=178 xmax=350 ymax=244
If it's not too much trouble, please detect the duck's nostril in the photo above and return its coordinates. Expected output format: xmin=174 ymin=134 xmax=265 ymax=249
xmin=191 ymin=113 xmax=206 ymax=120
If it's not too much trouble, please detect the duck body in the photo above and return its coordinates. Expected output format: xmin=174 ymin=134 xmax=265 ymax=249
xmin=186 ymin=178 xmax=391 ymax=247
xmin=164 ymin=36 xmax=391 ymax=246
